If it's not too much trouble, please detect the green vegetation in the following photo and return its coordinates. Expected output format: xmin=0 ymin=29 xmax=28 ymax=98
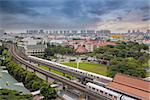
xmin=0 ymin=89 xmax=32 ymax=100
xmin=44 ymin=44 xmax=74 ymax=59
xmin=40 ymin=62 xmax=107 ymax=78
xmin=108 ymin=58 xmax=146 ymax=78
xmin=147 ymin=59 xmax=150 ymax=77
xmin=0 ymin=44 xmax=5 ymax=55
xmin=42 ymin=41 xmax=149 ymax=78
xmin=0 ymin=47 xmax=57 ymax=100
xmin=93 ymin=41 xmax=149 ymax=78
xmin=61 ymin=62 xmax=107 ymax=76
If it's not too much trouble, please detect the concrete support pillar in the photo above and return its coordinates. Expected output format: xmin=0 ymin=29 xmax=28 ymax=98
xmin=25 ymin=65 xmax=27 ymax=70
xmin=62 ymin=84 xmax=66 ymax=90
xmin=46 ymin=75 xmax=48 ymax=83
xmin=79 ymin=78 xmax=86 ymax=84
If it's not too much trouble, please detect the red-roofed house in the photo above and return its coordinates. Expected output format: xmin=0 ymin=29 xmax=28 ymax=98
xmin=67 ymin=40 xmax=116 ymax=53
xmin=75 ymin=45 xmax=88 ymax=54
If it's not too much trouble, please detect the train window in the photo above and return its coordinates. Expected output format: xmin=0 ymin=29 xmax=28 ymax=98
xmin=114 ymin=96 xmax=117 ymax=99
xmin=96 ymin=89 xmax=99 ymax=91
xmin=100 ymin=90 xmax=103 ymax=93
xmin=92 ymin=87 xmax=95 ymax=90
xmin=89 ymin=86 xmax=91 ymax=88
xmin=109 ymin=94 xmax=112 ymax=97
xmin=105 ymin=92 xmax=107 ymax=95
xmin=97 ymin=77 xmax=99 ymax=78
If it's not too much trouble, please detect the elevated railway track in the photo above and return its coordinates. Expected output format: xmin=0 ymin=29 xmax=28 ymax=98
xmin=9 ymin=44 xmax=109 ymax=100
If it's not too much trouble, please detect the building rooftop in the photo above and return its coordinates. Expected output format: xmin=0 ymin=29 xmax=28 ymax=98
xmin=75 ymin=45 xmax=88 ymax=53
xmin=107 ymin=73 xmax=150 ymax=100
xmin=26 ymin=44 xmax=47 ymax=50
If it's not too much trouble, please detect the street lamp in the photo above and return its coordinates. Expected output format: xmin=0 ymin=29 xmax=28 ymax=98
xmin=77 ymin=57 xmax=80 ymax=69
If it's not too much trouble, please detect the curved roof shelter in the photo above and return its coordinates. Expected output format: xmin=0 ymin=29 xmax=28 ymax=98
xmin=107 ymin=73 xmax=150 ymax=100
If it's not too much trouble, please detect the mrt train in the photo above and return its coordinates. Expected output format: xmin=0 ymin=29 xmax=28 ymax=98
xmin=28 ymin=56 xmax=112 ymax=83
xmin=86 ymin=82 xmax=136 ymax=100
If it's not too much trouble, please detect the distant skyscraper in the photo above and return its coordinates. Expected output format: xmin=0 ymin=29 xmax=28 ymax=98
xmin=137 ymin=30 xmax=140 ymax=34
xmin=132 ymin=30 xmax=135 ymax=34
xmin=39 ymin=29 xmax=44 ymax=34
xmin=128 ymin=30 xmax=131 ymax=34
xmin=146 ymin=29 xmax=150 ymax=34
xmin=27 ymin=30 xmax=38 ymax=34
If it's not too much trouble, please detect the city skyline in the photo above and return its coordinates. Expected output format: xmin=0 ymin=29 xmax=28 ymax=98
xmin=0 ymin=0 xmax=149 ymax=33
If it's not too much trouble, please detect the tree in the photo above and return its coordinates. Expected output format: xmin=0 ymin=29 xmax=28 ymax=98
xmin=107 ymin=48 xmax=119 ymax=56
xmin=94 ymin=46 xmax=108 ymax=54
xmin=2 ymin=48 xmax=57 ymax=99
xmin=41 ymin=85 xmax=57 ymax=100
xmin=117 ymin=49 xmax=127 ymax=58
xmin=108 ymin=58 xmax=146 ymax=78
xmin=31 ymin=81 xmax=41 ymax=91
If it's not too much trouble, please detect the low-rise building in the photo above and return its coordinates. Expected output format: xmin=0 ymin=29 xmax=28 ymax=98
xmin=67 ymin=40 xmax=116 ymax=53
xmin=48 ymin=40 xmax=66 ymax=46
xmin=17 ymin=37 xmax=43 ymax=46
xmin=75 ymin=45 xmax=88 ymax=54
xmin=24 ymin=44 xmax=47 ymax=56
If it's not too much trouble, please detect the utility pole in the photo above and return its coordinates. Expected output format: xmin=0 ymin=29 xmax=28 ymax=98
xmin=77 ymin=57 xmax=80 ymax=69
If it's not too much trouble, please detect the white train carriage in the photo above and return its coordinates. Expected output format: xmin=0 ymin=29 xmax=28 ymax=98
xmin=86 ymin=82 xmax=122 ymax=100
xmin=121 ymin=95 xmax=136 ymax=100
xmin=28 ymin=56 xmax=112 ymax=82
xmin=86 ymin=82 xmax=137 ymax=100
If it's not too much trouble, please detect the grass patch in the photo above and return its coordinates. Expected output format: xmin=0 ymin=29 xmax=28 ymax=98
xmin=61 ymin=62 xmax=108 ymax=76
xmin=40 ymin=62 xmax=108 ymax=76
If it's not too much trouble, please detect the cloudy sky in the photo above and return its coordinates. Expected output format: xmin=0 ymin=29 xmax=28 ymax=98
xmin=0 ymin=0 xmax=149 ymax=32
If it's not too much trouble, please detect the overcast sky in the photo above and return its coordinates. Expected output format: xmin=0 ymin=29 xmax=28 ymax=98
xmin=0 ymin=0 xmax=149 ymax=33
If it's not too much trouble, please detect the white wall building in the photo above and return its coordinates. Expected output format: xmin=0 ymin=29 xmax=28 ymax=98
xmin=24 ymin=44 xmax=47 ymax=56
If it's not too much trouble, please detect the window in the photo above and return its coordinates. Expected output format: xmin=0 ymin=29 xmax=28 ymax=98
xmin=109 ymin=94 xmax=112 ymax=97
xmin=100 ymin=90 xmax=103 ymax=93
xmin=92 ymin=87 xmax=95 ymax=90
xmin=114 ymin=96 xmax=117 ymax=99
